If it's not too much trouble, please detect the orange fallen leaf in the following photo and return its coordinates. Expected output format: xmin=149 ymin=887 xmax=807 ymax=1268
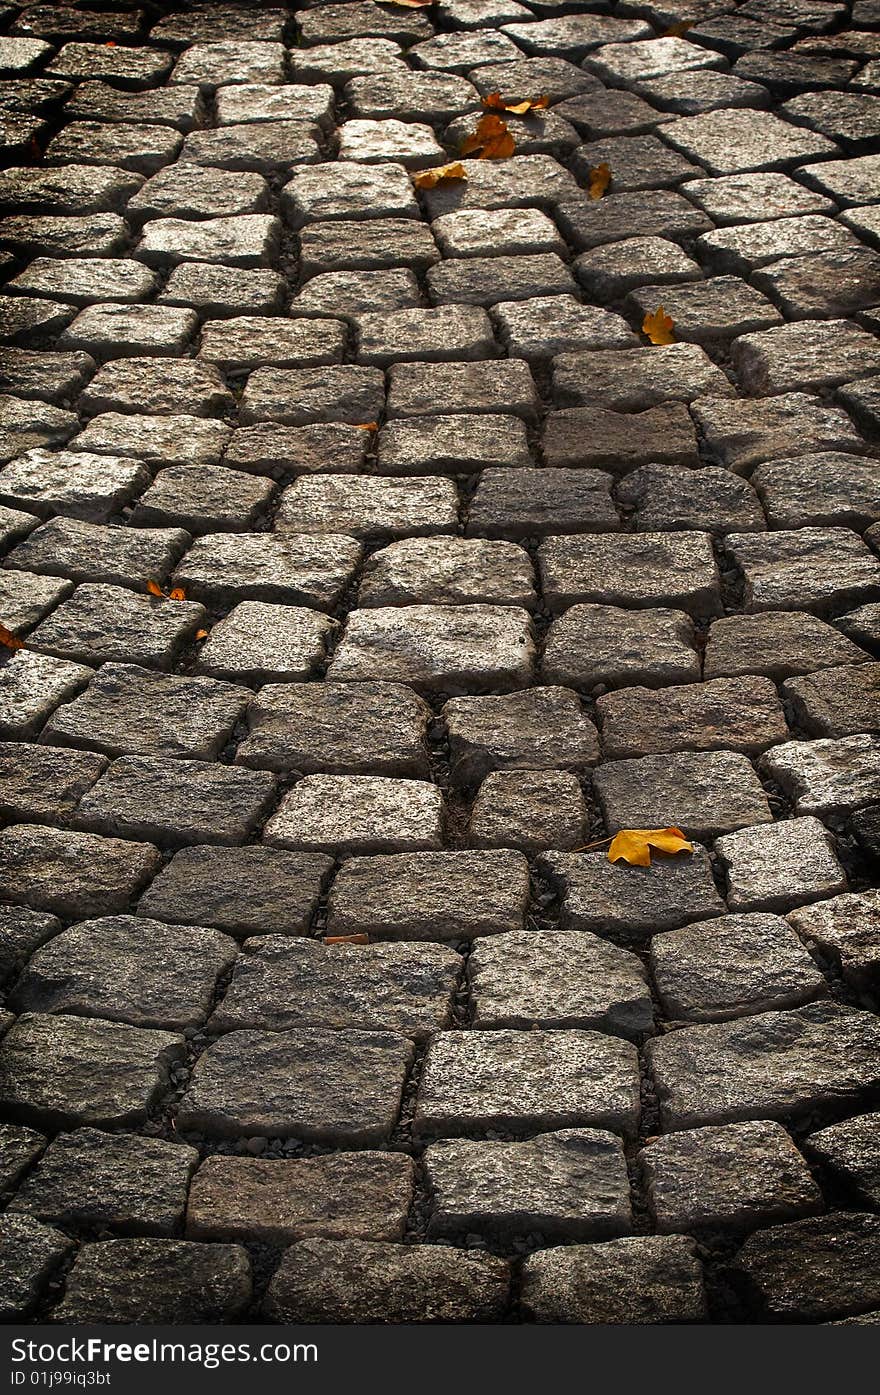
xmin=642 ymin=306 xmax=676 ymax=345
xmin=195 ymin=629 xmax=209 ymax=641
xmin=588 ymin=161 xmax=612 ymax=200
xmin=324 ymin=934 xmax=370 ymax=945
xmin=608 ymin=827 xmax=694 ymax=868
xmin=386 ymin=0 xmax=432 ymax=6
xmin=461 ymin=111 xmax=515 ymax=160
xmin=0 ymin=622 xmax=23 ymax=651
xmin=354 ymin=421 xmax=378 ymax=431
xmin=147 ymin=580 xmax=188 ymax=600
xmin=105 ymin=40 xmax=117 ymax=47
xmin=413 ymin=161 xmax=467 ymax=189
xmin=483 ymin=91 xmax=549 ymax=115
xmin=146 ymin=580 xmax=164 ymax=598
xmin=168 ymin=587 xmax=187 ymax=601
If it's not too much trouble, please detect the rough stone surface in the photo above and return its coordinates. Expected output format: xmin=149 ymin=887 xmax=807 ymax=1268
xmin=521 ymin=1236 xmax=707 ymax=1324
xmin=541 ymin=845 xmax=724 ymax=939
xmin=715 ymin=817 xmax=849 ymax=913
xmin=52 ymin=1239 xmax=252 ymax=1325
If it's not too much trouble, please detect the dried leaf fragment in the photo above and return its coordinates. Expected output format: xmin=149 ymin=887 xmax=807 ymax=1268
xmin=146 ymin=580 xmax=164 ymax=598
xmin=386 ymin=0 xmax=432 ymax=6
xmin=483 ymin=91 xmax=549 ymax=115
xmin=324 ymin=934 xmax=370 ymax=945
xmin=0 ymin=622 xmax=23 ymax=651
xmin=146 ymin=580 xmax=188 ymax=601
xmin=642 ymin=306 xmax=675 ymax=345
xmin=354 ymin=421 xmax=379 ymax=431
xmin=588 ymin=161 xmax=612 ymax=200
xmin=662 ymin=21 xmax=692 ymax=36
xmin=461 ymin=112 xmax=515 ymax=160
xmin=195 ymin=629 xmax=209 ymax=641
xmin=413 ymin=161 xmax=468 ymax=188
xmin=608 ymin=827 xmax=694 ymax=867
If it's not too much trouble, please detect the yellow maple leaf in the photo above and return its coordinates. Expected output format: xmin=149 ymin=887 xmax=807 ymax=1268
xmin=413 ymin=161 xmax=467 ymax=189
xmin=461 ymin=112 xmax=516 ymax=160
xmin=607 ymin=827 xmax=694 ymax=867
xmin=483 ymin=91 xmax=549 ymax=115
xmin=643 ymin=306 xmax=675 ymax=345
xmin=588 ymin=161 xmax=612 ymax=200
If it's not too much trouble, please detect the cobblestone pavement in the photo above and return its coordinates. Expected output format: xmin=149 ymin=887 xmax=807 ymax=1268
xmin=0 ymin=0 xmax=879 ymax=1328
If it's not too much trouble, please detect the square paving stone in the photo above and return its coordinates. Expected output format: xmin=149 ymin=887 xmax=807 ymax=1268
xmin=160 ymin=263 xmax=286 ymax=319
xmin=0 ymin=297 xmax=77 ymax=349
xmin=692 ymin=391 xmax=865 ymax=474
xmin=281 ymin=161 xmax=419 ymax=228
xmin=554 ymin=88 xmax=662 ymax=137
xmin=538 ymin=531 xmax=722 ymax=617
xmin=520 ymin=1235 xmax=707 ymax=1324
xmin=626 ymin=277 xmax=782 ymax=345
xmin=0 ymin=503 xmax=38 ymax=554
xmin=783 ymin=663 xmax=880 ymax=738
xmin=753 ymin=453 xmax=880 ymax=531
xmin=0 ymin=1012 xmax=183 ymax=1131
xmin=51 ymin=1239 xmax=251 ymax=1325
xmin=8 ymin=1128 xmax=198 ymax=1237
xmin=73 ymin=412 xmax=231 ymax=468
xmin=328 ymin=604 xmax=535 ymax=694
xmin=0 ymin=449 xmax=150 ymax=523
xmin=177 ymin=1027 xmax=414 ymax=1144
xmin=78 ymin=357 xmax=232 ymax=419
xmin=137 ymin=844 xmax=333 ymax=940
xmin=127 ymin=165 xmax=269 ymax=222
xmin=416 ymin=154 xmax=579 ymax=221
xmin=0 ymin=651 xmax=92 ymax=740
xmin=788 ymin=891 xmax=880 ymax=996
xmin=358 ymin=537 xmax=535 ymax=609
xmin=43 ymin=122 xmax=183 ymax=177
xmin=415 ymin=1028 xmax=640 ymax=1140
xmin=171 ymin=532 xmax=362 ymax=610
xmin=630 ymin=69 xmax=770 ymax=114
xmin=466 ymin=467 xmax=619 ymax=540
xmin=0 ymin=349 xmax=95 ymax=408
xmin=594 ymin=749 xmax=773 ymax=841
xmin=0 ymin=212 xmax=129 ymax=257
xmin=0 ymin=1216 xmax=72 ymax=1322
xmin=431 ymin=207 xmax=565 ymax=259
xmin=650 ymin=912 xmax=826 ymax=1022
xmin=753 ymin=247 xmax=880 ymax=321
xmin=294 ymin=268 xmax=420 ymax=322
xmin=299 ymin=218 xmax=438 ymax=277
xmin=443 ymin=686 xmax=599 ymax=785
xmin=264 ymin=774 xmax=444 ymax=856
xmin=337 ymin=118 xmax=445 ymax=167
xmin=799 ymin=152 xmax=880 ymax=207
xmin=543 ymin=402 xmax=700 ymax=473
xmin=210 ymin=937 xmax=460 ymax=1039
xmin=762 ymin=734 xmax=880 ymax=818
xmin=63 ymin=81 xmax=206 ymax=131
xmin=27 ymin=583 xmax=207 ymax=670
xmin=170 ymin=41 xmax=287 ymax=89
xmin=571 ymin=134 xmax=701 ymax=192
xmin=733 ymin=1213 xmax=880 ymax=1322
xmin=469 ymin=929 xmax=652 ymax=1038
xmin=132 ymin=465 xmax=275 ymax=535
xmin=137 ymin=214 xmax=280 ymax=270
xmin=0 ymin=1122 xmax=46 ymax=1192
xmin=732 ymin=319 xmax=880 ymax=396
xmin=386 ymin=359 xmax=539 ymax=421
xmin=186 ymin=1151 xmax=414 ymax=1245
xmin=0 ymin=742 xmax=107 ymax=824
xmin=10 ymin=914 xmax=237 ymax=1032
xmin=837 ymin=374 xmax=880 ymax=437
xmin=355 ymin=304 xmax=494 ymax=366
xmin=236 ymin=681 xmax=432 ymax=778
xmin=468 ymin=770 xmax=587 ymax=853
xmin=703 ymin=612 xmax=867 ymax=681
xmin=726 ymin=527 xmax=880 ymax=614
xmin=0 ymin=905 xmax=60 ymax=989
xmin=575 ymin=236 xmax=701 ymax=302
xmin=541 ymin=844 xmax=723 ymax=939
xmin=425 ymin=1129 xmax=632 ymax=1243
xmin=543 ymin=603 xmax=700 ymax=691
xmin=215 ymin=81 xmax=335 ymax=129
xmin=198 ymin=317 xmax=346 ymax=373
xmin=59 ymin=304 xmax=199 ymax=359
xmin=0 ymin=569 xmax=71 ymax=633
xmin=585 ymin=35 xmax=725 ymax=84
xmin=492 ymin=296 xmax=637 ymax=364
xmin=179 ymin=121 xmax=323 ymax=174
xmin=0 ymin=824 xmax=160 ymax=920
xmin=276 ymin=475 xmax=458 ymax=539
xmin=0 ymin=398 xmax=79 ymax=465
xmin=715 ymin=816 xmax=848 ymax=913
xmin=327 ymin=849 xmax=529 ymax=942
xmin=616 ymin=462 xmax=764 ymax=535
xmin=596 ymin=675 xmax=789 ymax=759
xmin=196 ymin=602 xmax=333 ymax=683
xmin=262 ymin=1238 xmax=509 ymax=1325
xmin=697 ymin=215 xmax=858 ymax=279
xmin=46 ymin=44 xmax=174 ymax=89
xmin=427 ymin=254 xmax=576 ymax=308
xmin=376 ymin=410 xmax=529 ymax=477
xmin=43 ymin=662 xmax=251 ymax=761
xmin=640 ymin=1120 xmax=822 ymax=1233
xmin=6 ymin=256 xmax=158 ymax=307
xmin=409 ymin=29 xmax=520 ymax=71
xmin=0 ymin=166 xmax=144 ymax=219
xmin=682 ymin=170 xmax=836 ymax=225
xmin=660 ymin=108 xmax=839 ymax=174
xmin=240 ymin=365 xmax=384 ymax=426
xmin=647 ymin=1001 xmax=880 ymax=1130
xmin=75 ymin=755 xmax=276 ymax=849
xmin=834 ymin=601 xmax=880 ymax=653
xmin=806 ymin=1113 xmax=880 ymax=1209
xmin=223 ymin=422 xmax=368 ymax=477
xmin=553 ymin=343 xmax=733 ymax=413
